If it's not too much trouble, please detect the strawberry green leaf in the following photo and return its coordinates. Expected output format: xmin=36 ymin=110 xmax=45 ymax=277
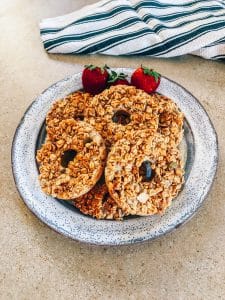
xmin=84 ymin=64 xmax=110 ymax=74
xmin=141 ymin=65 xmax=161 ymax=82
xmin=84 ymin=64 xmax=97 ymax=71
xmin=149 ymin=70 xmax=161 ymax=82
xmin=118 ymin=73 xmax=128 ymax=79
xmin=108 ymin=71 xmax=128 ymax=83
xmin=100 ymin=64 xmax=111 ymax=74
xmin=112 ymin=70 xmax=117 ymax=77
xmin=104 ymin=64 xmax=110 ymax=69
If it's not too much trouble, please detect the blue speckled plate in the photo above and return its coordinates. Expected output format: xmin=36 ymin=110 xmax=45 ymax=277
xmin=11 ymin=69 xmax=218 ymax=245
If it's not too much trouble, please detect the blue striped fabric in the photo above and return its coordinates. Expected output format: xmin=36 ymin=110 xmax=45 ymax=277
xmin=40 ymin=0 xmax=225 ymax=59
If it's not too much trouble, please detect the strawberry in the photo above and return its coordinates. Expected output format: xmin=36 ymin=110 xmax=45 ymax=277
xmin=131 ymin=66 xmax=161 ymax=93
xmin=108 ymin=71 xmax=129 ymax=86
xmin=82 ymin=64 xmax=109 ymax=95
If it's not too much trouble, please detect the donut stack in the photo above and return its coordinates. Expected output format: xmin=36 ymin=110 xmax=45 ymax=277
xmin=36 ymin=85 xmax=184 ymax=220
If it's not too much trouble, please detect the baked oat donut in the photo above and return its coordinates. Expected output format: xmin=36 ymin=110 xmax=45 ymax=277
xmin=46 ymin=91 xmax=91 ymax=140
xmin=153 ymin=93 xmax=184 ymax=146
xmin=85 ymin=85 xmax=159 ymax=147
xmin=105 ymin=133 xmax=184 ymax=216
xmin=73 ymin=181 xmax=126 ymax=220
xmin=36 ymin=119 xmax=106 ymax=199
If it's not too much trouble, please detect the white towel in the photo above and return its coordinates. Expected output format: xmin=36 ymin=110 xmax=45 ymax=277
xmin=40 ymin=0 xmax=225 ymax=59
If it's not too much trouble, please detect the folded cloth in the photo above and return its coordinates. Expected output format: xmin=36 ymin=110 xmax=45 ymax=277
xmin=40 ymin=0 xmax=225 ymax=59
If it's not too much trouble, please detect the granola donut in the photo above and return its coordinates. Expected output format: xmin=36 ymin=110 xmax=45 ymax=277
xmin=36 ymin=119 xmax=106 ymax=199
xmin=105 ymin=133 xmax=184 ymax=216
xmin=46 ymin=91 xmax=91 ymax=140
xmin=153 ymin=93 xmax=184 ymax=146
xmin=73 ymin=181 xmax=126 ymax=220
xmin=85 ymin=85 xmax=159 ymax=147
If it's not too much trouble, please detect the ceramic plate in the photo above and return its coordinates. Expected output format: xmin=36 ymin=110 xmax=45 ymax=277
xmin=11 ymin=68 xmax=218 ymax=245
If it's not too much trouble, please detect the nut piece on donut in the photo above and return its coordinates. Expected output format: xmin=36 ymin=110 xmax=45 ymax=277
xmin=36 ymin=119 xmax=106 ymax=200
xmin=73 ymin=182 xmax=126 ymax=220
xmin=85 ymin=85 xmax=159 ymax=147
xmin=46 ymin=91 xmax=91 ymax=141
xmin=105 ymin=134 xmax=184 ymax=216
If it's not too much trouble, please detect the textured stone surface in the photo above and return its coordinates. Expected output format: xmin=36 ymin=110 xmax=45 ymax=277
xmin=0 ymin=0 xmax=224 ymax=299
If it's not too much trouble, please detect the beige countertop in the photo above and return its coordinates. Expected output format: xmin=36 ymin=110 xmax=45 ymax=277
xmin=0 ymin=1 xmax=225 ymax=299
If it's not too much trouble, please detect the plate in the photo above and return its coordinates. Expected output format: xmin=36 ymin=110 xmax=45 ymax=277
xmin=11 ymin=68 xmax=218 ymax=245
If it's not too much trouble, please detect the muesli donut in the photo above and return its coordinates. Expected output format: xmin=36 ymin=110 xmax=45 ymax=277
xmin=73 ymin=181 xmax=126 ymax=220
xmin=46 ymin=91 xmax=91 ymax=140
xmin=85 ymin=85 xmax=159 ymax=147
xmin=105 ymin=133 xmax=184 ymax=216
xmin=36 ymin=119 xmax=106 ymax=199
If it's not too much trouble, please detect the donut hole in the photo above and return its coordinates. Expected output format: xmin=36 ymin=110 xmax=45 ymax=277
xmin=139 ymin=161 xmax=154 ymax=182
xmin=112 ymin=110 xmax=131 ymax=125
xmin=61 ymin=149 xmax=77 ymax=168
xmin=74 ymin=114 xmax=84 ymax=121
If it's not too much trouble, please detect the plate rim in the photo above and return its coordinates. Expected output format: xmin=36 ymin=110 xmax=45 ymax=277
xmin=11 ymin=70 xmax=219 ymax=246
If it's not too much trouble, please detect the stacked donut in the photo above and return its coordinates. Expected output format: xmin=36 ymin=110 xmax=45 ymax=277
xmin=36 ymin=85 xmax=184 ymax=220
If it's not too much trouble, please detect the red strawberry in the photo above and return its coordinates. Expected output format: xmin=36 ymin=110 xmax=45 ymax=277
xmin=111 ymin=78 xmax=129 ymax=86
xmin=108 ymin=71 xmax=129 ymax=86
xmin=131 ymin=66 xmax=161 ymax=93
xmin=82 ymin=64 xmax=109 ymax=95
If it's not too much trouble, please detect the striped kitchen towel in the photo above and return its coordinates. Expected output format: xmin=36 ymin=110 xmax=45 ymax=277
xmin=40 ymin=0 xmax=225 ymax=60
